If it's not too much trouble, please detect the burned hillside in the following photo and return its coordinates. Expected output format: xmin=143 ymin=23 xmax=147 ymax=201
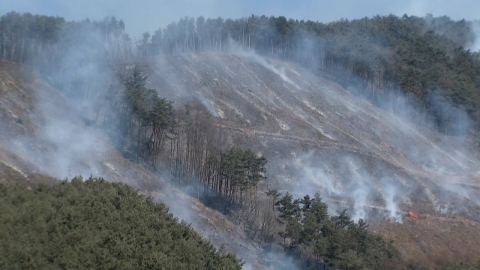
xmin=1 ymin=11 xmax=480 ymax=269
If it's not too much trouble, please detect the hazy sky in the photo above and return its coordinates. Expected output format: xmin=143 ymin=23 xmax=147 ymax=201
xmin=2 ymin=0 xmax=479 ymax=39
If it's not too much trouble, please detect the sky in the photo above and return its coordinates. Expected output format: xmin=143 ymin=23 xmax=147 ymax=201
xmin=2 ymin=0 xmax=480 ymax=39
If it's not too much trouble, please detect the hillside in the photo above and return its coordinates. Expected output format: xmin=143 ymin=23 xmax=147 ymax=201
xmin=2 ymin=49 xmax=480 ymax=268
xmin=1 ymin=11 xmax=480 ymax=269
xmin=140 ymin=51 xmax=480 ymax=266
xmin=0 ymin=60 xmax=278 ymax=270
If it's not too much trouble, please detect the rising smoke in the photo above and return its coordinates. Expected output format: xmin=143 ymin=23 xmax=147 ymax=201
xmin=469 ymin=20 xmax=480 ymax=52
xmin=3 ymin=21 xmax=114 ymax=180
xmin=217 ymin=33 xmax=480 ymax=223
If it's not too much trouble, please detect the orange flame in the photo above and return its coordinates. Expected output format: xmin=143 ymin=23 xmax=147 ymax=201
xmin=409 ymin=210 xmax=419 ymax=221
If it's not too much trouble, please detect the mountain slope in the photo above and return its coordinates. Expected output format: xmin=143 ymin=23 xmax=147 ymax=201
xmin=0 ymin=60 xmax=278 ymax=270
xmin=141 ymin=51 xmax=480 ymax=265
xmin=1 ymin=50 xmax=480 ymax=267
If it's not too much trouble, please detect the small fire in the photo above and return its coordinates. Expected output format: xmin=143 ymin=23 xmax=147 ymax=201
xmin=409 ymin=210 xmax=419 ymax=221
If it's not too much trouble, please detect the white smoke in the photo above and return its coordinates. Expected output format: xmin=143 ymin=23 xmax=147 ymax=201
xmin=226 ymin=37 xmax=300 ymax=89
xmin=469 ymin=20 xmax=480 ymax=52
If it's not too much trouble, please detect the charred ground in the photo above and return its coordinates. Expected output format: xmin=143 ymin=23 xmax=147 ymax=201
xmin=140 ymin=52 xmax=480 ymax=267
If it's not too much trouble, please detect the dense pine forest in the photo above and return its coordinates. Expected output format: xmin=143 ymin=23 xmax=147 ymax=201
xmin=0 ymin=177 xmax=242 ymax=269
xmin=2 ymin=10 xmax=480 ymax=269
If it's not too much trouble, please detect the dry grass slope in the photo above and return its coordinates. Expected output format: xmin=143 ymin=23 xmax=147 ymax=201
xmin=143 ymin=52 xmax=480 ymax=268
xmin=1 ymin=56 xmax=480 ymax=268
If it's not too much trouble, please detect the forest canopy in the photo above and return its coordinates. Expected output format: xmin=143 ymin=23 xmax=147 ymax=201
xmin=0 ymin=177 xmax=242 ymax=270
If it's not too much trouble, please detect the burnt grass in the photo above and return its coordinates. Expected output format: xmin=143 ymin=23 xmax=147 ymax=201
xmin=143 ymin=53 xmax=480 ymax=267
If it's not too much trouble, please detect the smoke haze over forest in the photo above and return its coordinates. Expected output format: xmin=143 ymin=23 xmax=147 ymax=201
xmin=2 ymin=0 xmax=480 ymax=37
